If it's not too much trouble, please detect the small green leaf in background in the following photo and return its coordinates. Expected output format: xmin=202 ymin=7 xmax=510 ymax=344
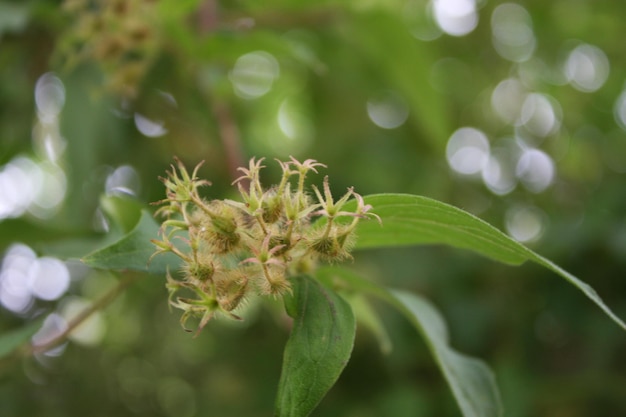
xmin=0 ymin=2 xmax=30 ymax=37
xmin=318 ymin=267 xmax=503 ymax=417
xmin=275 ymin=275 xmax=356 ymax=417
xmin=0 ymin=319 xmax=43 ymax=360
xmin=349 ymin=194 xmax=626 ymax=331
xmin=82 ymin=210 xmax=180 ymax=274
xmin=345 ymin=293 xmax=392 ymax=355
xmin=99 ymin=195 xmax=144 ymax=235
xmin=391 ymin=290 xmax=502 ymax=417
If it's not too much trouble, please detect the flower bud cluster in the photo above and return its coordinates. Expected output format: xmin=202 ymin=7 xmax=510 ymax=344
xmin=60 ymin=0 xmax=158 ymax=97
xmin=152 ymin=156 xmax=380 ymax=334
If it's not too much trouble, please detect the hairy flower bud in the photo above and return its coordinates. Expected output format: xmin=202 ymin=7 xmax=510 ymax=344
xmin=152 ymin=156 xmax=379 ymax=333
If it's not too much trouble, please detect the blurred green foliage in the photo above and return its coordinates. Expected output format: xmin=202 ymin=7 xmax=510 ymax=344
xmin=1 ymin=0 xmax=625 ymax=416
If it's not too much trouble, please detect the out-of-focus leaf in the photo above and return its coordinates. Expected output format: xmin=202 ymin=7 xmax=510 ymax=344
xmin=32 ymin=196 xmax=144 ymax=260
xmin=341 ymin=11 xmax=451 ymax=149
xmin=99 ymin=195 xmax=144 ymax=234
xmin=58 ymin=67 xmax=124 ymax=231
xmin=0 ymin=2 xmax=30 ymax=36
xmin=345 ymin=293 xmax=392 ymax=354
xmin=0 ymin=219 xmax=91 ymax=254
xmin=317 ymin=267 xmax=502 ymax=417
xmin=82 ymin=210 xmax=180 ymax=274
xmin=0 ymin=319 xmax=43 ymax=360
xmin=346 ymin=194 xmax=626 ymax=331
xmin=275 ymin=274 xmax=356 ymax=417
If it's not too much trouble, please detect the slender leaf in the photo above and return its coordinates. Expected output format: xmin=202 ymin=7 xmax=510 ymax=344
xmin=349 ymin=193 xmax=626 ymax=331
xmin=0 ymin=218 xmax=98 ymax=255
xmin=352 ymin=193 xmax=528 ymax=264
xmin=343 ymin=11 xmax=451 ymax=149
xmin=317 ymin=267 xmax=502 ymax=417
xmin=0 ymin=319 xmax=44 ymax=360
xmin=81 ymin=210 xmax=180 ymax=274
xmin=345 ymin=293 xmax=392 ymax=355
xmin=275 ymin=275 xmax=356 ymax=417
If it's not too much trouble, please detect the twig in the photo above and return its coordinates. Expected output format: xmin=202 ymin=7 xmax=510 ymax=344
xmin=212 ymin=100 xmax=245 ymax=184
xmin=198 ymin=0 xmax=218 ymax=34
xmin=23 ymin=274 xmax=139 ymax=357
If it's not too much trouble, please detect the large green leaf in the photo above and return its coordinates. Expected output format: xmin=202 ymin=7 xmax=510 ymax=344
xmin=350 ymin=194 xmax=626 ymax=331
xmin=317 ymin=267 xmax=502 ymax=417
xmin=275 ymin=275 xmax=356 ymax=417
xmin=81 ymin=210 xmax=180 ymax=274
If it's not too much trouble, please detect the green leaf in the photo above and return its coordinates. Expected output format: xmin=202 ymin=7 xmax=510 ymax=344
xmin=0 ymin=218 xmax=96 ymax=255
xmin=345 ymin=293 xmax=393 ymax=355
xmin=350 ymin=193 xmax=626 ymax=331
xmin=99 ymin=195 xmax=144 ymax=235
xmin=0 ymin=319 xmax=43 ymax=360
xmin=275 ymin=275 xmax=356 ymax=417
xmin=0 ymin=2 xmax=31 ymax=36
xmin=391 ymin=290 xmax=502 ymax=417
xmin=353 ymin=193 xmax=528 ymax=264
xmin=317 ymin=267 xmax=502 ymax=417
xmin=342 ymin=11 xmax=451 ymax=149
xmin=81 ymin=210 xmax=180 ymax=274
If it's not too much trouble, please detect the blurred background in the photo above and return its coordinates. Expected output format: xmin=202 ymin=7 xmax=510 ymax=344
xmin=1 ymin=0 xmax=626 ymax=416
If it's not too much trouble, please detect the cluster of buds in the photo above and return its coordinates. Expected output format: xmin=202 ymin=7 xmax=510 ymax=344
xmin=60 ymin=0 xmax=159 ymax=97
xmin=151 ymin=157 xmax=380 ymax=334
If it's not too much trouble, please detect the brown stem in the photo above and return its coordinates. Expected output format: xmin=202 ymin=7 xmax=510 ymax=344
xmin=198 ymin=0 xmax=219 ymax=34
xmin=213 ymin=100 xmax=245 ymax=184
xmin=196 ymin=1 xmax=245 ymax=183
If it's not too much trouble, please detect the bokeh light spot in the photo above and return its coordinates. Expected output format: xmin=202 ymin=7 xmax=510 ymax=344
xmin=105 ymin=165 xmax=141 ymax=196
xmin=31 ymin=313 xmax=68 ymax=357
xmin=404 ymin=0 xmax=442 ymax=41
xmin=134 ymin=113 xmax=168 ymax=138
xmin=432 ymin=0 xmax=478 ymax=37
xmin=491 ymin=3 xmax=536 ymax=62
xmin=1 ymin=244 xmax=71 ymax=314
xmin=564 ymin=43 xmax=610 ymax=92
xmin=505 ymin=205 xmax=546 ymax=243
xmin=28 ymin=257 xmax=70 ymax=301
xmin=0 ymin=156 xmax=67 ymax=220
xmin=62 ymin=297 xmax=106 ymax=346
xmin=275 ymin=98 xmax=314 ymax=152
xmin=491 ymin=78 xmax=527 ymax=125
xmin=520 ymin=93 xmax=561 ymax=138
xmin=229 ymin=51 xmax=280 ymax=99
xmin=0 ymin=244 xmax=37 ymax=314
xmin=482 ymin=148 xmax=517 ymax=195
xmin=516 ymin=148 xmax=555 ymax=192
xmin=613 ymin=89 xmax=626 ymax=131
xmin=35 ymin=73 xmax=66 ymax=123
xmin=446 ymin=127 xmax=490 ymax=175
xmin=366 ymin=91 xmax=409 ymax=129
xmin=30 ymin=161 xmax=67 ymax=218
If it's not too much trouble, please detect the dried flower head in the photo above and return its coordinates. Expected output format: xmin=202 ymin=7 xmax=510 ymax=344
xmin=152 ymin=156 xmax=380 ymax=334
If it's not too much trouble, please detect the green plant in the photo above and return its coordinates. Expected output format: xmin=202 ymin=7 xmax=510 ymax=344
xmin=3 ymin=156 xmax=619 ymax=417
xmin=3 ymin=1 xmax=626 ymax=415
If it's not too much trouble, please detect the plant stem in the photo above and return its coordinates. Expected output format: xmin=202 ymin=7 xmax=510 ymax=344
xmin=24 ymin=274 xmax=139 ymax=357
